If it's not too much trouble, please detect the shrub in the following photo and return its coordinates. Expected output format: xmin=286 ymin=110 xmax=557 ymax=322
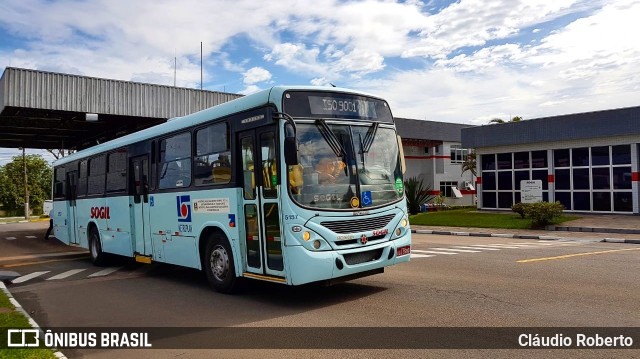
xmin=522 ymin=201 xmax=565 ymax=228
xmin=404 ymin=177 xmax=434 ymax=215
xmin=511 ymin=202 xmax=527 ymax=218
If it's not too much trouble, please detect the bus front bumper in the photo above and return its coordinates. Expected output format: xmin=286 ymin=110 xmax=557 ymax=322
xmin=287 ymin=232 xmax=411 ymax=286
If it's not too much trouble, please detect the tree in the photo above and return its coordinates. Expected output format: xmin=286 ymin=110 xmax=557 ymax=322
xmin=0 ymin=154 xmax=52 ymax=215
xmin=46 ymin=149 xmax=76 ymax=160
xmin=489 ymin=116 xmax=523 ymax=124
xmin=404 ymin=177 xmax=434 ymax=215
xmin=461 ymin=151 xmax=477 ymax=177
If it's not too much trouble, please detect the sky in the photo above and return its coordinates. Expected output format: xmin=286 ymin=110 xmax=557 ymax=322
xmin=1 ymin=0 xmax=639 ymax=165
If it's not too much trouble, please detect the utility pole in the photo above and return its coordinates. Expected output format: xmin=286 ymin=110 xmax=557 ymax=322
xmin=21 ymin=147 xmax=29 ymax=220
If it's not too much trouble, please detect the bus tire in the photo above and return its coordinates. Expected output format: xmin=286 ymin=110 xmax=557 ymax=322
xmin=203 ymin=234 xmax=237 ymax=294
xmin=89 ymin=227 xmax=107 ymax=266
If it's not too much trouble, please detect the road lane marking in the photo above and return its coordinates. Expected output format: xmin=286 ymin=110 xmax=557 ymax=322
xmin=46 ymin=269 xmax=87 ymax=280
xmin=412 ymin=249 xmax=458 ymax=255
xmin=2 ymin=257 xmax=88 ymax=268
xmin=517 ymin=247 xmax=640 ymax=263
xmin=430 ymin=247 xmax=482 ymax=253
xmin=25 ymin=236 xmax=37 ymax=239
xmin=471 ymin=244 xmax=522 ymax=249
xmin=410 ymin=253 xmax=434 ymax=258
xmin=469 ymin=244 xmax=523 ymax=249
xmin=12 ymin=271 xmax=50 ymax=283
xmin=88 ymin=267 xmax=123 ymax=277
xmin=453 ymin=246 xmax=500 ymax=251
xmin=5 ymin=237 xmax=16 ymax=240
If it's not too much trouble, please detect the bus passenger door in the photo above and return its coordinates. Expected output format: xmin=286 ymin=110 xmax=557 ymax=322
xmin=130 ymin=155 xmax=152 ymax=256
xmin=239 ymin=126 xmax=285 ymax=278
xmin=66 ymin=171 xmax=79 ymax=245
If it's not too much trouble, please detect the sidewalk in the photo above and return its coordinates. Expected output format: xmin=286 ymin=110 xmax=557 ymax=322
xmin=0 ymin=216 xmax=49 ymax=224
xmin=411 ymin=214 xmax=640 ymax=244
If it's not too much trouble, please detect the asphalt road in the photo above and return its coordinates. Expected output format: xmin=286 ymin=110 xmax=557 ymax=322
xmin=1 ymin=222 xmax=639 ymax=358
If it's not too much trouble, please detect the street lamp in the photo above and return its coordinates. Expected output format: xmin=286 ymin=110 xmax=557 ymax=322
xmin=19 ymin=147 xmax=29 ymax=220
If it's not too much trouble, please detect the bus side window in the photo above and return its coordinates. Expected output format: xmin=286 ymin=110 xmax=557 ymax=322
xmin=53 ymin=167 xmax=66 ymax=199
xmin=260 ymin=132 xmax=277 ymax=198
xmin=194 ymin=122 xmax=231 ymax=186
xmin=241 ymin=137 xmax=255 ymax=199
xmin=159 ymin=132 xmax=191 ymax=189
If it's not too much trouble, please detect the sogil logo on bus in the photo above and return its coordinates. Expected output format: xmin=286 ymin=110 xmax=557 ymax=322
xmin=372 ymin=228 xmax=388 ymax=236
xmin=90 ymin=207 xmax=111 ymax=219
xmin=176 ymin=195 xmax=192 ymax=222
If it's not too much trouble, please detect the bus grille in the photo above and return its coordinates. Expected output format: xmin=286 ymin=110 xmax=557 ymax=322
xmin=343 ymin=248 xmax=384 ymax=265
xmin=321 ymin=214 xmax=395 ymax=234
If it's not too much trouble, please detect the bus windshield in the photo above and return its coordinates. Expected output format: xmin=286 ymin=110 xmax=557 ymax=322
xmin=288 ymin=122 xmax=403 ymax=210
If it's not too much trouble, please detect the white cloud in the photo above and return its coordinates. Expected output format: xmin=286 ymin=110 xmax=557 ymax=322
xmin=264 ymin=43 xmax=324 ymax=75
xmin=239 ymin=85 xmax=261 ymax=95
xmin=0 ymin=0 xmax=638 ymax=130
xmin=242 ymin=67 xmax=272 ymax=85
xmin=402 ymin=0 xmax=578 ymax=59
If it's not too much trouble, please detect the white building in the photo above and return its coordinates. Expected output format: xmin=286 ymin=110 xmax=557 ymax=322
xmin=395 ymin=118 xmax=476 ymax=207
xmin=462 ymin=106 xmax=640 ymax=213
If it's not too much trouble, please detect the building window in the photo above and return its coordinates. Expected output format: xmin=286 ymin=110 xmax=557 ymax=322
xmin=480 ymin=150 xmax=549 ymax=209
xmin=450 ymin=145 xmax=469 ymax=164
xmin=440 ymin=181 xmax=458 ymax=198
xmin=553 ymin=145 xmax=632 ymax=212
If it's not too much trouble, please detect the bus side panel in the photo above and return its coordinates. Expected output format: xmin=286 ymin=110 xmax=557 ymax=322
xmin=147 ymin=191 xmax=243 ymax=270
xmin=52 ymin=200 xmax=70 ymax=245
xmin=75 ymin=198 xmax=92 ymax=249
xmin=102 ymin=196 xmax=133 ymax=257
xmin=148 ymin=193 xmax=198 ymax=268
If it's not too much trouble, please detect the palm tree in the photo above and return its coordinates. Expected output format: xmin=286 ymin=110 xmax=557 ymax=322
xmin=461 ymin=152 xmax=477 ymax=177
xmin=489 ymin=116 xmax=523 ymax=124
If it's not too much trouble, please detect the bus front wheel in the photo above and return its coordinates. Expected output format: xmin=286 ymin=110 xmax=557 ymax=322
xmin=204 ymin=234 xmax=237 ymax=294
xmin=89 ymin=227 xmax=107 ymax=266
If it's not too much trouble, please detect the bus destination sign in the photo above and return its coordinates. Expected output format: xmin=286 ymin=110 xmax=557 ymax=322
xmin=308 ymin=96 xmax=378 ymax=119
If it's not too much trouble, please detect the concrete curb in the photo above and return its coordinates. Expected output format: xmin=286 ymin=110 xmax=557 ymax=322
xmin=0 ymin=281 xmax=67 ymax=358
xmin=411 ymin=229 xmax=640 ymax=243
xmin=602 ymin=238 xmax=640 ymax=244
xmin=550 ymin=225 xmax=640 ymax=235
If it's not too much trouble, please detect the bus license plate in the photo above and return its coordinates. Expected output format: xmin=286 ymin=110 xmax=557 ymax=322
xmin=397 ymin=245 xmax=411 ymax=256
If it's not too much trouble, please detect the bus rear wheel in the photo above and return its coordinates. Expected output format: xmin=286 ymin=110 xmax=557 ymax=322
xmin=89 ymin=227 xmax=107 ymax=266
xmin=204 ymin=234 xmax=237 ymax=294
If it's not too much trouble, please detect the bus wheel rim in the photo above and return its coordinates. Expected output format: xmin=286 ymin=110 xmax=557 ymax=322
xmin=210 ymin=246 xmax=228 ymax=281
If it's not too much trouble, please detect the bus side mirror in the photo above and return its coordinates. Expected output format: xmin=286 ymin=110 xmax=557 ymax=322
xmin=284 ymin=137 xmax=299 ymax=165
xmin=397 ymin=135 xmax=406 ymax=174
xmin=284 ymin=122 xmax=299 ymax=165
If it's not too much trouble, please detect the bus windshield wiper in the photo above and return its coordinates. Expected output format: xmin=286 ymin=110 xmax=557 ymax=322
xmin=315 ymin=119 xmax=345 ymax=159
xmin=361 ymin=122 xmax=378 ymax=154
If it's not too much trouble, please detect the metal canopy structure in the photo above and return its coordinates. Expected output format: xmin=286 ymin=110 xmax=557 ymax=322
xmin=0 ymin=67 xmax=242 ymax=150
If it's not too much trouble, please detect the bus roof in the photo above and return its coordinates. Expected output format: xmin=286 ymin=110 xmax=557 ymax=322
xmin=53 ymin=85 xmax=381 ymax=167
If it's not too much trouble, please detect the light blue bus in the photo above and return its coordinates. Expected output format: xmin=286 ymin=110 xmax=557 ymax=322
xmin=51 ymin=86 xmax=411 ymax=293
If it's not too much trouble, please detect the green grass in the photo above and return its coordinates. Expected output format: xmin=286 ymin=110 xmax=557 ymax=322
xmin=0 ymin=289 xmax=57 ymax=359
xmin=409 ymin=208 xmax=579 ymax=229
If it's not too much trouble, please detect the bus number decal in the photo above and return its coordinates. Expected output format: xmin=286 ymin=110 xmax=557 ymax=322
xmin=90 ymin=207 xmax=111 ymax=219
xmin=284 ymin=214 xmax=298 ymax=220
xmin=178 ymin=224 xmax=192 ymax=233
